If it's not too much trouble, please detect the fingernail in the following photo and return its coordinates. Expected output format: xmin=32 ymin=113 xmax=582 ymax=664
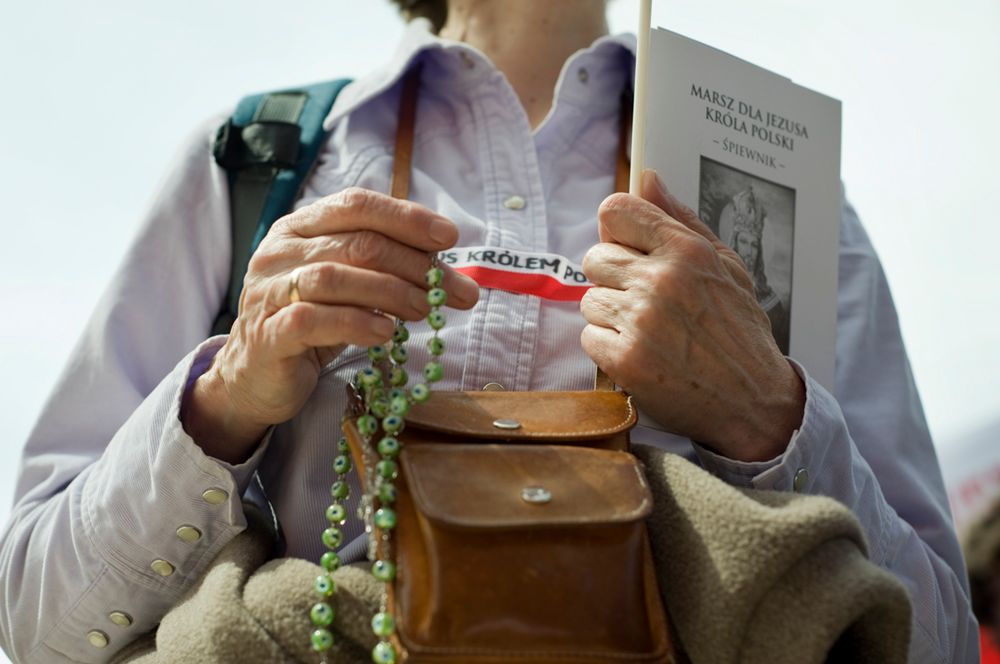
xmin=428 ymin=216 xmax=455 ymax=244
xmin=647 ymin=169 xmax=669 ymax=197
xmin=453 ymin=272 xmax=480 ymax=302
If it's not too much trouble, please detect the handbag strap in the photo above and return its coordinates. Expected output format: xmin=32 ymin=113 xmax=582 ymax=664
xmin=389 ymin=65 xmax=632 ymax=392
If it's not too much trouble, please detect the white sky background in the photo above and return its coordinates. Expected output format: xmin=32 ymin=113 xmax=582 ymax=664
xmin=0 ymin=0 xmax=997 ymax=621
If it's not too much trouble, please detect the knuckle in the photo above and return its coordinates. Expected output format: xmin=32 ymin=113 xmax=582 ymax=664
xmin=335 ymin=187 xmax=374 ymax=215
xmin=343 ymin=230 xmax=385 ymax=269
xmin=282 ymin=302 xmax=316 ymax=336
xmin=598 ymin=192 xmax=633 ymax=219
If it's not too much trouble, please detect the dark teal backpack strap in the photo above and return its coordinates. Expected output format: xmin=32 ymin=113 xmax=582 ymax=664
xmin=210 ymin=78 xmax=352 ymax=335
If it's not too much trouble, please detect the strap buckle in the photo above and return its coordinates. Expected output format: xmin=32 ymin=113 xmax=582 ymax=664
xmin=213 ymin=119 xmax=302 ymax=171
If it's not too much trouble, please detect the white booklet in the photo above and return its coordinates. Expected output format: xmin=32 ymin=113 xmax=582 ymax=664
xmin=642 ymin=29 xmax=842 ymax=390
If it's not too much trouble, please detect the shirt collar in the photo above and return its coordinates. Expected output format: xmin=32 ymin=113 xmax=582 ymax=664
xmin=325 ymin=18 xmax=637 ymax=129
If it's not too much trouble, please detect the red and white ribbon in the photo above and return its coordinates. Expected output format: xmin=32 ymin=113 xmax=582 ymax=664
xmin=438 ymin=246 xmax=592 ymax=302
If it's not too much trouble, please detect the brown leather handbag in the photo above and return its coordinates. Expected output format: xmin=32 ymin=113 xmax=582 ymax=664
xmin=342 ymin=390 xmax=676 ymax=664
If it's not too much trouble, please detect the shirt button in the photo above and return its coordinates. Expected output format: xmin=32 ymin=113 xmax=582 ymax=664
xmin=176 ymin=525 xmax=203 ymax=543
xmin=793 ymin=468 xmax=809 ymax=493
xmin=577 ymin=67 xmax=589 ymax=83
xmin=108 ymin=611 xmax=133 ymax=628
xmin=150 ymin=559 xmax=175 ymax=577
xmin=503 ymin=195 xmax=526 ymax=210
xmin=87 ymin=630 xmax=109 ymax=648
xmin=202 ymin=488 xmax=229 ymax=504
xmin=481 ymin=382 xmax=505 ymax=391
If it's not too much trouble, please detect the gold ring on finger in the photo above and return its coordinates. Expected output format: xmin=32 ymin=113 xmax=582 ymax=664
xmin=288 ymin=267 xmax=304 ymax=305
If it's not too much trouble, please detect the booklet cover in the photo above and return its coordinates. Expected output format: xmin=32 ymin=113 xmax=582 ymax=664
xmin=642 ymin=29 xmax=842 ymax=390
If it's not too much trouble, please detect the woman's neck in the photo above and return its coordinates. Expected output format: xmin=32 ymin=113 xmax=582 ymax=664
xmin=440 ymin=0 xmax=608 ymax=128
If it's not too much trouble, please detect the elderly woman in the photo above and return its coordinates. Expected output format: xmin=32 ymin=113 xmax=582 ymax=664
xmin=0 ymin=0 xmax=976 ymax=662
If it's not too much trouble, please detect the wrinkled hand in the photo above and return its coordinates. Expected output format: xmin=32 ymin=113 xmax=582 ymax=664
xmin=183 ymin=188 xmax=479 ymax=463
xmin=580 ymin=171 xmax=804 ymax=462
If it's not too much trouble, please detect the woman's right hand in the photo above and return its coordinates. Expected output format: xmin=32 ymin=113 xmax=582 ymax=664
xmin=181 ymin=187 xmax=479 ymax=464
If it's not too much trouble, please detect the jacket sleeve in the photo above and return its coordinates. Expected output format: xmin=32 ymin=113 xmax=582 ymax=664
xmin=0 ymin=116 xmax=271 ymax=663
xmin=694 ymin=198 xmax=979 ymax=663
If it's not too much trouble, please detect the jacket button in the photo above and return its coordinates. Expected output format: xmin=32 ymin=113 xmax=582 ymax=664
xmin=793 ymin=468 xmax=809 ymax=493
xmin=176 ymin=525 xmax=202 ymax=543
xmin=202 ymin=488 xmax=229 ymax=504
xmin=150 ymin=559 xmax=175 ymax=577
xmin=87 ymin=630 xmax=109 ymax=648
xmin=109 ymin=611 xmax=133 ymax=627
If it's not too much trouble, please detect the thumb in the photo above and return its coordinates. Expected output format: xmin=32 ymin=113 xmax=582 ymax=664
xmin=640 ymin=169 xmax=724 ymax=246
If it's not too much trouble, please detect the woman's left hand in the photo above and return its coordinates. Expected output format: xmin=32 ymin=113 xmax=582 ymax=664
xmin=580 ymin=170 xmax=805 ymax=463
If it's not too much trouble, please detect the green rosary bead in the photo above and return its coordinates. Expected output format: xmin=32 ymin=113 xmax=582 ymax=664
xmin=377 ymin=437 xmax=401 ymax=459
xmin=389 ymin=366 xmax=408 ymax=387
xmin=325 ymin=503 xmax=347 ymax=524
xmin=333 ymin=455 xmax=352 ymax=475
xmin=382 ymin=415 xmax=404 ymax=434
xmin=368 ymin=345 xmax=387 ymax=362
xmin=322 ymin=527 xmax=343 ymax=549
xmin=411 ymin=383 xmax=431 ymax=402
xmin=392 ymin=325 xmax=409 ymax=344
xmin=375 ymin=507 xmax=397 ymax=530
xmin=423 ymin=361 xmax=444 ymax=383
xmin=388 ymin=387 xmax=406 ymax=401
xmin=376 ymin=459 xmax=399 ymax=480
xmin=371 ymin=612 xmax=396 ymax=637
xmin=427 ymin=336 xmax=445 ymax=356
xmin=358 ymin=367 xmax=382 ymax=387
xmin=314 ymin=574 xmax=336 ymax=597
xmin=357 ymin=414 xmax=379 ymax=436
xmin=389 ymin=395 xmax=410 ymax=417
xmin=330 ymin=480 xmax=350 ymax=500
xmin=425 ymin=266 xmax=444 ymax=287
xmin=372 ymin=560 xmax=397 ymax=582
xmin=337 ymin=437 xmax=349 ymax=453
xmin=320 ymin=551 xmax=341 ymax=572
xmin=428 ymin=310 xmax=446 ymax=330
xmin=372 ymin=640 xmax=397 ymax=663
xmin=427 ymin=288 xmax=447 ymax=307
xmin=390 ymin=345 xmax=408 ymax=364
xmin=370 ymin=398 xmax=390 ymax=418
xmin=378 ymin=482 xmax=397 ymax=504
xmin=311 ymin=628 xmax=334 ymax=652
xmin=311 ymin=601 xmax=335 ymax=627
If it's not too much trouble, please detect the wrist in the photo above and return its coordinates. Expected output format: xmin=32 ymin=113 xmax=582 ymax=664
xmin=716 ymin=359 xmax=806 ymax=463
xmin=181 ymin=364 xmax=269 ymax=465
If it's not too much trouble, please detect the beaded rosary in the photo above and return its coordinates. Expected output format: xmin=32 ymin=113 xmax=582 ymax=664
xmin=308 ymin=260 xmax=448 ymax=663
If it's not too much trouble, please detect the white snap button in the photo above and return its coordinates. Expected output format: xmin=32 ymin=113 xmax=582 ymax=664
xmin=109 ymin=611 xmax=133 ymax=627
xmin=176 ymin=525 xmax=202 ymax=543
xmin=150 ymin=559 xmax=175 ymax=577
xmin=482 ymin=382 xmax=505 ymax=391
xmin=577 ymin=67 xmax=589 ymax=83
xmin=87 ymin=630 xmax=109 ymax=648
xmin=202 ymin=488 xmax=229 ymax=505
xmin=793 ymin=468 xmax=809 ymax=493
xmin=503 ymin=195 xmax=526 ymax=210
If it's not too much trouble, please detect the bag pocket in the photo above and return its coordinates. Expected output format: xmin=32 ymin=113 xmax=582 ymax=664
xmin=393 ymin=443 xmax=671 ymax=663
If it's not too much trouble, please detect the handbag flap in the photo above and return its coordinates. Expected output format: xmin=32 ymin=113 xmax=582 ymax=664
xmin=402 ymin=444 xmax=653 ymax=529
xmin=405 ymin=391 xmax=636 ymax=441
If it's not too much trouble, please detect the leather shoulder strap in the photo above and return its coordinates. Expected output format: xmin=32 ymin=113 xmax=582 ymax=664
xmin=211 ymin=78 xmax=352 ymax=335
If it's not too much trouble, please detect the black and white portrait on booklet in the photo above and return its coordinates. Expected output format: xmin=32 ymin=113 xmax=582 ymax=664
xmin=698 ymin=158 xmax=795 ymax=354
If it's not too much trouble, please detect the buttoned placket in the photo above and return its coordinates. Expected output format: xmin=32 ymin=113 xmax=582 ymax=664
xmin=454 ymin=55 xmax=547 ymax=394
